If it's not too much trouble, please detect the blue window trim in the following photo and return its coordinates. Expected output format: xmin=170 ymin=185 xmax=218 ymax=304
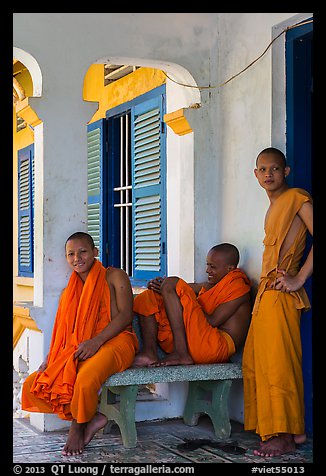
xmin=131 ymin=94 xmax=167 ymax=282
xmin=87 ymin=119 xmax=106 ymax=263
xmin=105 ymin=85 xmax=167 ymax=285
xmin=18 ymin=144 xmax=34 ymax=277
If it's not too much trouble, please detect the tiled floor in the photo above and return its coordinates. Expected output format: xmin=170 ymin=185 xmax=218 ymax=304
xmin=13 ymin=416 xmax=313 ymax=465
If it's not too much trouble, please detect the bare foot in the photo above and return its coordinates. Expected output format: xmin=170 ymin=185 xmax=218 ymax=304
xmin=84 ymin=412 xmax=108 ymax=446
xmin=294 ymin=433 xmax=306 ymax=444
xmin=62 ymin=420 xmax=86 ymax=456
xmin=253 ymin=434 xmax=296 ymax=457
xmin=151 ymin=351 xmax=194 ymax=367
xmin=132 ymin=351 xmax=157 ymax=367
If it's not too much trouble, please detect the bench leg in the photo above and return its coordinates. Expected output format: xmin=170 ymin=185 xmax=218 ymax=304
xmin=99 ymin=385 xmax=139 ymax=448
xmin=183 ymin=380 xmax=233 ymax=439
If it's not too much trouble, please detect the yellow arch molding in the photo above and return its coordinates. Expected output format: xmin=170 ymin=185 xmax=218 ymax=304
xmin=13 ymin=306 xmax=41 ymax=348
xmin=13 ymin=77 xmax=26 ymax=103
xmin=15 ymin=97 xmax=42 ymax=127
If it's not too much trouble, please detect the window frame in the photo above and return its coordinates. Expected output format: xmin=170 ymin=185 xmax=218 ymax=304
xmin=87 ymin=85 xmax=167 ymax=285
xmin=17 ymin=144 xmax=34 ymax=277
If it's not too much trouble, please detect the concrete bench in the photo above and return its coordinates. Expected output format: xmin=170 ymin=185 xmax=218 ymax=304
xmin=99 ymin=353 xmax=242 ymax=447
xmin=99 ymin=314 xmax=242 ymax=447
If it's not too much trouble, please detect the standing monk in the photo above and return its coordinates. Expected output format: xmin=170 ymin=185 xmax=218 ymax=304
xmin=242 ymin=147 xmax=313 ymax=456
xmin=132 ymin=243 xmax=252 ymax=367
xmin=22 ymin=232 xmax=138 ymax=456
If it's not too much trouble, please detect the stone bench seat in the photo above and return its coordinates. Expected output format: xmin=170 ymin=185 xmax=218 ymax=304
xmin=99 ymin=362 xmax=243 ymax=448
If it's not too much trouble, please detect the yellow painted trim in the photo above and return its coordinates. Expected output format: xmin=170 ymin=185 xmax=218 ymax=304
xmin=13 ymin=306 xmax=41 ymax=348
xmin=15 ymin=276 xmax=34 ymax=287
xmin=84 ymin=66 xmax=166 ymax=124
xmin=16 ymin=99 xmax=42 ymax=127
xmin=163 ymin=109 xmax=193 ymax=136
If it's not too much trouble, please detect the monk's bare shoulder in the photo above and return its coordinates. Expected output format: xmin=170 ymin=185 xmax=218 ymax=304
xmin=105 ymin=267 xmax=132 ymax=288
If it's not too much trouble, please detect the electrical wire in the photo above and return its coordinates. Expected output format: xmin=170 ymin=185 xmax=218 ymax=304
xmin=162 ymin=19 xmax=313 ymax=90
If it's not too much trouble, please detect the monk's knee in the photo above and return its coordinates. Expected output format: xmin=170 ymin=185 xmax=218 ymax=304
xmin=75 ymin=371 xmax=101 ymax=396
xmin=22 ymin=371 xmax=38 ymax=392
xmin=161 ymin=276 xmax=179 ymax=295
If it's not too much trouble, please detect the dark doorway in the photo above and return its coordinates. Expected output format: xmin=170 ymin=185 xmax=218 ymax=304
xmin=286 ymin=19 xmax=313 ymax=435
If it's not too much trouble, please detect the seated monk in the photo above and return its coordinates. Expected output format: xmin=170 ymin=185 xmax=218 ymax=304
xmin=21 ymin=232 xmax=138 ymax=456
xmin=132 ymin=243 xmax=252 ymax=367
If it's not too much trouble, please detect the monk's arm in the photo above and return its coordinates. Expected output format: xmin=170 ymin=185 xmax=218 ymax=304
xmin=276 ymin=201 xmax=313 ymax=292
xmin=107 ymin=267 xmax=134 ymax=330
xmin=74 ymin=269 xmax=134 ymax=361
xmin=148 ymin=278 xmax=204 ymax=296
xmin=187 ymin=282 xmax=205 ymax=295
xmin=205 ymin=293 xmax=251 ymax=328
xmin=296 ymin=202 xmax=313 ymax=284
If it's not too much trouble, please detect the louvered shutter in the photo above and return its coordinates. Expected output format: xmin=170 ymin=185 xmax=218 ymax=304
xmin=87 ymin=120 xmax=104 ymax=260
xmin=18 ymin=145 xmax=34 ymax=276
xmin=132 ymin=95 xmax=166 ymax=280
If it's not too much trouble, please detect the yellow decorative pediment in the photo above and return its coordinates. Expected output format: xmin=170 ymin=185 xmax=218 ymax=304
xmin=13 ymin=305 xmax=41 ymax=348
xmin=15 ymin=98 xmax=42 ymax=128
xmin=164 ymin=108 xmax=193 ymax=136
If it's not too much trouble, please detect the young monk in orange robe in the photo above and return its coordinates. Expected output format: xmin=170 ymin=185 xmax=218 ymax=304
xmin=22 ymin=232 xmax=138 ymax=456
xmin=132 ymin=243 xmax=252 ymax=367
xmin=242 ymin=148 xmax=313 ymax=457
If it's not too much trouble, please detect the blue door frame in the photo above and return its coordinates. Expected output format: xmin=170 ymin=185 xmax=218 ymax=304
xmin=286 ymin=19 xmax=313 ymax=435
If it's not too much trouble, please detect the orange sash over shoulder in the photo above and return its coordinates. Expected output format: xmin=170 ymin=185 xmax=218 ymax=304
xmin=134 ymin=269 xmax=250 ymax=318
xmin=177 ymin=272 xmax=250 ymax=362
xmin=133 ymin=269 xmax=251 ymax=362
xmin=30 ymin=259 xmax=110 ymax=419
xmin=197 ymin=268 xmax=251 ymax=313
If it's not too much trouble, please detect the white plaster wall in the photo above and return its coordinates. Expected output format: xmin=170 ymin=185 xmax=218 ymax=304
xmin=13 ymin=11 xmax=307 ymax=319
xmin=13 ymin=12 xmax=309 ymax=427
xmin=212 ymin=12 xmax=311 ymax=422
xmin=13 ymin=12 xmax=219 ymax=429
xmin=13 ymin=328 xmax=43 ymax=374
xmin=13 ymin=328 xmax=42 ymax=422
xmin=135 ymin=382 xmax=187 ymax=422
xmin=211 ymin=13 xmax=299 ymax=284
xmin=13 ymin=12 xmax=218 ymax=354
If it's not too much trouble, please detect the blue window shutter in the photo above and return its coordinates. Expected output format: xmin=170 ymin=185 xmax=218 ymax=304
xmin=87 ymin=120 xmax=104 ymax=261
xmin=132 ymin=94 xmax=166 ymax=280
xmin=18 ymin=145 xmax=34 ymax=276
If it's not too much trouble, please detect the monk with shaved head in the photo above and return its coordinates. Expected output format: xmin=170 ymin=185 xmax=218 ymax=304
xmin=132 ymin=243 xmax=252 ymax=368
xmin=22 ymin=232 xmax=138 ymax=456
xmin=242 ymin=148 xmax=313 ymax=456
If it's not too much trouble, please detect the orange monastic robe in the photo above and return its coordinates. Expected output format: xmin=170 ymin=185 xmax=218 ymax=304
xmin=242 ymin=188 xmax=312 ymax=440
xmin=22 ymin=259 xmax=138 ymax=423
xmin=133 ymin=269 xmax=251 ymax=363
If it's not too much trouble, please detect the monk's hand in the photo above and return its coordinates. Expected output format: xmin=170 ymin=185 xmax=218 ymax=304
xmin=38 ymin=358 xmax=48 ymax=372
xmin=147 ymin=276 xmax=165 ymax=294
xmin=74 ymin=338 xmax=102 ymax=361
xmin=274 ymin=269 xmax=304 ymax=293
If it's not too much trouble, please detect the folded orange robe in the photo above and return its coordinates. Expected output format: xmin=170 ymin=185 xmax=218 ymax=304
xmin=242 ymin=188 xmax=312 ymax=440
xmin=22 ymin=259 xmax=138 ymax=422
xmin=133 ymin=269 xmax=250 ymax=363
